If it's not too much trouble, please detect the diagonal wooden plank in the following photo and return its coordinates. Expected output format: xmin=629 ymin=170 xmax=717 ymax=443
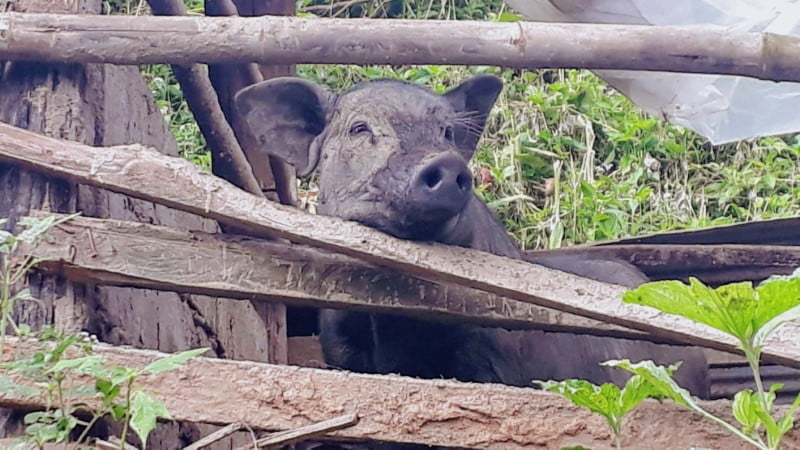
xmin=25 ymin=214 xmax=645 ymax=338
xmin=1 ymin=121 xmax=799 ymax=367
xmin=2 ymin=337 xmax=797 ymax=449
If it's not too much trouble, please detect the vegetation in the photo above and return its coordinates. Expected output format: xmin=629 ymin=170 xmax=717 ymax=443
xmin=0 ymin=215 xmax=208 ymax=449
xmin=542 ymin=273 xmax=800 ymax=450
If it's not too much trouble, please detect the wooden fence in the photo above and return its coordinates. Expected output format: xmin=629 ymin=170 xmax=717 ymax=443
xmin=1 ymin=3 xmax=800 ymax=449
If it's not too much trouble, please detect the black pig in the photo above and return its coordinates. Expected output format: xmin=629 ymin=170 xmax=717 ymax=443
xmin=234 ymin=75 xmax=709 ymax=396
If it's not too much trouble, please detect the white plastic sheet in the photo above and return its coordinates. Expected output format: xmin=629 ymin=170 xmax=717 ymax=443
xmin=507 ymin=0 xmax=800 ymax=144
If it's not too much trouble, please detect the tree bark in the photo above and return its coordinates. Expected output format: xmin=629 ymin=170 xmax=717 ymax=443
xmin=2 ymin=122 xmax=800 ymax=369
xmin=0 ymin=2 xmax=285 ymax=447
xmin=2 ymin=13 xmax=800 ymax=82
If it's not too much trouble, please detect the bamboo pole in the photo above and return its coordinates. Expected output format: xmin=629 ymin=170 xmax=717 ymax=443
xmin=0 ymin=13 xmax=799 ymax=81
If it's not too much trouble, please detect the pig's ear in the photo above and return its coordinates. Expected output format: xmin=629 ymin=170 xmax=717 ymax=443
xmin=443 ymin=74 xmax=503 ymax=159
xmin=234 ymin=77 xmax=333 ymax=178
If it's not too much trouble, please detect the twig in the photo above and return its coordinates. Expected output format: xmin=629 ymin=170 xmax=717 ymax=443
xmin=182 ymin=422 xmax=244 ymax=450
xmin=145 ymin=0 xmax=264 ymax=198
xmin=233 ymin=413 xmax=358 ymax=450
xmin=203 ymin=0 xmax=297 ymax=207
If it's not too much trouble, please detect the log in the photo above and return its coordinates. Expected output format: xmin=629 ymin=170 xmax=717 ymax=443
xmin=2 ymin=122 xmax=800 ymax=368
xmin=2 ymin=337 xmax=798 ymax=449
xmin=24 ymin=214 xmax=649 ymax=339
xmin=0 ymin=13 xmax=799 ymax=82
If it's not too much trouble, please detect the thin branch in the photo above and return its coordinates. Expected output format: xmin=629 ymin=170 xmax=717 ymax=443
xmin=234 ymin=413 xmax=358 ymax=450
xmin=183 ymin=422 xmax=244 ymax=450
xmin=1 ymin=13 xmax=800 ymax=82
xmin=145 ymin=0 xmax=264 ymax=198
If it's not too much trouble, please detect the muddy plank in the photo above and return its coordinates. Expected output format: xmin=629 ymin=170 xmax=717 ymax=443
xmin=2 ymin=122 xmax=800 ymax=367
xmin=2 ymin=337 xmax=797 ymax=449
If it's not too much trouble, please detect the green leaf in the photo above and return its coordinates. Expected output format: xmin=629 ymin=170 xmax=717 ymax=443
xmin=732 ymin=390 xmax=760 ymax=437
xmin=0 ymin=375 xmax=40 ymax=398
xmin=536 ymin=379 xmax=621 ymax=428
xmin=619 ymin=373 xmax=663 ymax=414
xmin=495 ymin=11 xmax=522 ymax=22
xmin=110 ymin=366 xmax=139 ymax=387
xmin=143 ymin=347 xmax=208 ymax=375
xmin=15 ymin=213 xmax=80 ymax=245
xmin=752 ymin=269 xmax=800 ymax=348
xmin=777 ymin=393 xmax=800 ymax=438
xmin=110 ymin=403 xmax=128 ymax=421
xmin=47 ymin=355 xmax=106 ymax=377
xmin=129 ymin=391 xmax=172 ymax=447
xmin=623 ymin=275 xmax=800 ymax=350
xmin=601 ymin=360 xmax=692 ymax=408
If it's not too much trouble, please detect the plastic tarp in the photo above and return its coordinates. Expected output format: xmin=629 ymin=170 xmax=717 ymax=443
xmin=507 ymin=0 xmax=800 ymax=144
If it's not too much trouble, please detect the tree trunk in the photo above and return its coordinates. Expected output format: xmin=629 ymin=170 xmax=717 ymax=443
xmin=0 ymin=1 xmax=287 ymax=447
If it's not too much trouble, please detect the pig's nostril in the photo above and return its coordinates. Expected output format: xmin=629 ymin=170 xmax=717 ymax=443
xmin=456 ymin=172 xmax=471 ymax=190
xmin=422 ymin=167 xmax=443 ymax=189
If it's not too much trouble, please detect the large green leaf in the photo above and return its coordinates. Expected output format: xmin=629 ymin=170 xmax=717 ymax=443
xmin=143 ymin=347 xmax=209 ymax=375
xmin=623 ymin=273 xmax=800 ymax=348
xmin=130 ymin=391 xmax=172 ymax=449
xmin=622 ymin=279 xmax=751 ymax=338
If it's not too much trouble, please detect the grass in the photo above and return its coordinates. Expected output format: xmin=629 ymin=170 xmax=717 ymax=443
xmin=110 ymin=0 xmax=800 ymax=250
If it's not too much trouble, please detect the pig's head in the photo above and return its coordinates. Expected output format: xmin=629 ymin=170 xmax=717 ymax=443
xmin=234 ymin=75 xmax=502 ymax=241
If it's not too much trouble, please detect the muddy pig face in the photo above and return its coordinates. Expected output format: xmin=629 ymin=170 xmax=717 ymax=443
xmin=234 ymin=75 xmax=502 ymax=240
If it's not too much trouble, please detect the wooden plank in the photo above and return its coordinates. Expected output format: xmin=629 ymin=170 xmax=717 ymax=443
xmin=594 ymin=217 xmax=800 ymax=246
xmin=25 ymin=214 xmax=648 ymax=339
xmin=530 ymin=244 xmax=800 ymax=285
xmin=2 ymin=122 xmax=800 ymax=368
xmin=1 ymin=13 xmax=800 ymax=82
xmin=2 ymin=337 xmax=797 ymax=449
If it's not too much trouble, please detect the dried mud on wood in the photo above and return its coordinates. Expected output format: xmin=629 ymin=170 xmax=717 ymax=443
xmin=3 ymin=337 xmax=798 ymax=449
xmin=2 ymin=123 xmax=800 ymax=367
xmin=25 ymin=214 xmax=649 ymax=339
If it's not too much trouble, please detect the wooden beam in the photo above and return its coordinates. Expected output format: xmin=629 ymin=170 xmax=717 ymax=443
xmin=594 ymin=217 xmax=800 ymax=246
xmin=529 ymin=244 xmax=800 ymax=284
xmin=2 ymin=122 xmax=800 ymax=368
xmin=2 ymin=337 xmax=798 ymax=449
xmin=1 ymin=13 xmax=800 ymax=82
xmin=25 ymin=214 xmax=647 ymax=339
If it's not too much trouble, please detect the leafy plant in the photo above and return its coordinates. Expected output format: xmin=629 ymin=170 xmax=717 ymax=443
xmin=2 ymin=335 xmax=208 ymax=449
xmin=619 ymin=271 xmax=800 ymax=449
xmin=1 ymin=215 xmax=209 ymax=448
xmin=540 ymin=271 xmax=800 ymax=449
xmin=1 ymin=213 xmax=81 ymax=353
xmin=535 ymin=369 xmax=673 ymax=449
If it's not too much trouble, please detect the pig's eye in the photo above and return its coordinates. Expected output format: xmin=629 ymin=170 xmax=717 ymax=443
xmin=349 ymin=122 xmax=371 ymax=136
xmin=444 ymin=126 xmax=455 ymax=141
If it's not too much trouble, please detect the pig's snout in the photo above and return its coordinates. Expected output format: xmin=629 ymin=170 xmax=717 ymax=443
xmin=411 ymin=153 xmax=472 ymax=216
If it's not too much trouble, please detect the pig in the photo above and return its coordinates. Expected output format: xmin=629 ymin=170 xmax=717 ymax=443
xmin=233 ymin=75 xmax=710 ymax=396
